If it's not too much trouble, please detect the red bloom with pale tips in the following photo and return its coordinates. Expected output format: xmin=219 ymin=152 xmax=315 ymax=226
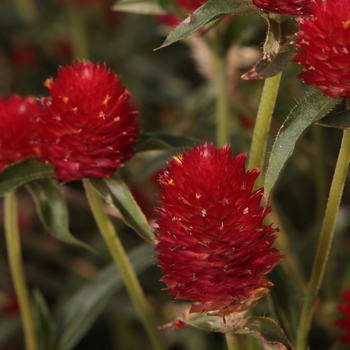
xmin=39 ymin=60 xmax=140 ymax=183
xmin=155 ymin=144 xmax=282 ymax=316
xmin=335 ymin=288 xmax=350 ymax=346
xmin=252 ymin=0 xmax=312 ymax=16
xmin=0 ymin=94 xmax=43 ymax=173
xmin=293 ymin=0 xmax=350 ymax=98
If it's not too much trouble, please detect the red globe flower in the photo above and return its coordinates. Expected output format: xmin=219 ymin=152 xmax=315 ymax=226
xmin=293 ymin=0 xmax=350 ymax=98
xmin=155 ymin=144 xmax=282 ymax=316
xmin=38 ymin=60 xmax=140 ymax=183
xmin=252 ymin=0 xmax=312 ymax=16
xmin=0 ymin=94 xmax=44 ymax=173
xmin=335 ymin=288 xmax=350 ymax=346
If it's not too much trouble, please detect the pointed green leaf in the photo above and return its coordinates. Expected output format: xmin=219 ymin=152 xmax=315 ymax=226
xmin=316 ymin=107 xmax=350 ymax=129
xmin=157 ymin=0 xmax=257 ymax=49
xmin=113 ymin=0 xmax=165 ymax=15
xmin=0 ymin=158 xmax=54 ymax=197
xmin=26 ymin=179 xmax=91 ymax=250
xmin=89 ymin=175 xmax=156 ymax=243
xmin=242 ymin=15 xmax=298 ymax=80
xmin=265 ymin=90 xmax=340 ymax=198
xmin=33 ymin=290 xmax=54 ymax=350
xmin=55 ymin=243 xmax=156 ymax=350
xmin=236 ymin=316 xmax=293 ymax=350
xmin=136 ymin=133 xmax=199 ymax=152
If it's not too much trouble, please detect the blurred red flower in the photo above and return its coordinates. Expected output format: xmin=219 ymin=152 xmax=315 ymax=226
xmin=293 ymin=0 xmax=350 ymax=98
xmin=155 ymin=144 xmax=282 ymax=316
xmin=0 ymin=95 xmax=43 ymax=173
xmin=335 ymin=288 xmax=350 ymax=346
xmin=155 ymin=0 xmax=207 ymax=27
xmin=252 ymin=0 xmax=312 ymax=16
xmin=39 ymin=60 xmax=140 ymax=183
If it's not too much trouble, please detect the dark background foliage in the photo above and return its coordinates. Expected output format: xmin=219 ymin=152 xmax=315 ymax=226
xmin=0 ymin=1 xmax=349 ymax=349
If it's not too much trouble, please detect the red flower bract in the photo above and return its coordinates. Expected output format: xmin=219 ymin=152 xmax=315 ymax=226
xmin=155 ymin=144 xmax=282 ymax=316
xmin=293 ymin=0 xmax=350 ymax=98
xmin=39 ymin=60 xmax=140 ymax=183
xmin=252 ymin=0 xmax=312 ymax=16
xmin=335 ymin=288 xmax=350 ymax=346
xmin=0 ymin=94 xmax=43 ymax=173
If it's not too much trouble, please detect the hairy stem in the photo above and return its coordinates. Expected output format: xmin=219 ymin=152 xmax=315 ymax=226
xmin=295 ymin=128 xmax=350 ymax=350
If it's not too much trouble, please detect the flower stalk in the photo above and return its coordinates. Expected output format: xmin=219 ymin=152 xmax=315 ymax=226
xmin=225 ymin=333 xmax=244 ymax=350
xmin=4 ymin=190 xmax=38 ymax=350
xmin=83 ymin=179 xmax=165 ymax=350
xmin=295 ymin=126 xmax=350 ymax=350
xmin=248 ymin=72 xmax=281 ymax=175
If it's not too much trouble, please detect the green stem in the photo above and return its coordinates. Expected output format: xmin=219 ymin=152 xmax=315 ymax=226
xmin=69 ymin=4 xmax=89 ymax=59
xmin=295 ymin=128 xmax=350 ymax=350
xmin=248 ymin=73 xmax=281 ymax=173
xmin=4 ymin=190 xmax=37 ymax=350
xmin=225 ymin=333 xmax=244 ymax=350
xmin=83 ymin=179 xmax=165 ymax=350
xmin=214 ymin=52 xmax=230 ymax=147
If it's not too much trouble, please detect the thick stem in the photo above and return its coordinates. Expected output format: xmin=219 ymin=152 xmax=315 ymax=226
xmin=4 ymin=191 xmax=37 ymax=350
xmin=83 ymin=179 xmax=165 ymax=350
xmin=248 ymin=73 xmax=281 ymax=174
xmin=225 ymin=333 xmax=244 ymax=350
xmin=295 ymin=128 xmax=350 ymax=350
xmin=214 ymin=53 xmax=230 ymax=147
xmin=69 ymin=4 xmax=89 ymax=59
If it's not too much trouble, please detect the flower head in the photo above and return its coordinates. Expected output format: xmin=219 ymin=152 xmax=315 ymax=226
xmin=335 ymin=287 xmax=350 ymax=346
xmin=155 ymin=144 xmax=282 ymax=316
xmin=252 ymin=0 xmax=312 ymax=16
xmin=0 ymin=94 xmax=44 ymax=173
xmin=39 ymin=60 xmax=140 ymax=183
xmin=293 ymin=0 xmax=350 ymax=98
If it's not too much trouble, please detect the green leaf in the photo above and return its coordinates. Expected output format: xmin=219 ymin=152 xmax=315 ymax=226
xmin=157 ymin=0 xmax=257 ymax=49
xmin=89 ymin=175 xmax=156 ymax=243
xmin=236 ymin=316 xmax=293 ymax=350
xmin=242 ymin=15 xmax=298 ymax=80
xmin=0 ymin=158 xmax=54 ymax=197
xmin=136 ymin=132 xmax=199 ymax=152
xmin=265 ymin=90 xmax=340 ymax=198
xmin=33 ymin=290 xmax=54 ymax=350
xmin=54 ymin=243 xmax=156 ymax=350
xmin=113 ymin=0 xmax=165 ymax=15
xmin=26 ymin=179 xmax=91 ymax=250
xmin=316 ymin=107 xmax=350 ymax=129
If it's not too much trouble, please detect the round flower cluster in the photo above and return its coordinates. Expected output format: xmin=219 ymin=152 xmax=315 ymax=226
xmin=252 ymin=0 xmax=312 ymax=16
xmin=155 ymin=144 xmax=282 ymax=316
xmin=0 ymin=61 xmax=140 ymax=183
xmin=294 ymin=0 xmax=350 ymax=98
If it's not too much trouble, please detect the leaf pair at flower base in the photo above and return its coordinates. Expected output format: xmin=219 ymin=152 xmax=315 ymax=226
xmin=166 ymin=311 xmax=293 ymax=350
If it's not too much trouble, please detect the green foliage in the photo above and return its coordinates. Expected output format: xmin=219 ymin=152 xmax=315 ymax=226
xmin=26 ymin=179 xmax=91 ymax=250
xmin=265 ymin=91 xmax=341 ymax=197
xmin=54 ymin=243 xmax=155 ymax=350
xmin=0 ymin=159 xmax=54 ymax=197
xmin=89 ymin=175 xmax=156 ymax=243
